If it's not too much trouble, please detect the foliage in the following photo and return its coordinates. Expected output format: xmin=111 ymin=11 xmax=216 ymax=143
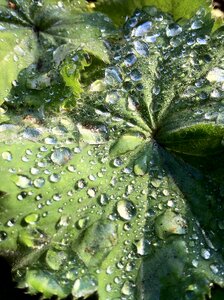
xmin=0 ymin=0 xmax=224 ymax=299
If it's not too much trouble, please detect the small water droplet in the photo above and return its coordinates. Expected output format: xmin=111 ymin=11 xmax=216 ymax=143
xmin=117 ymin=200 xmax=136 ymax=221
xmin=124 ymin=53 xmax=137 ymax=67
xmin=121 ymin=281 xmax=135 ymax=296
xmin=133 ymin=21 xmax=152 ymax=37
xmin=98 ymin=194 xmax=109 ymax=206
xmin=105 ymin=67 xmax=122 ymax=86
xmin=15 ymin=175 xmax=32 ymax=189
xmin=44 ymin=136 xmax=57 ymax=145
xmin=130 ymin=69 xmax=142 ymax=81
xmin=166 ymin=24 xmax=182 ymax=37
xmin=133 ymin=40 xmax=149 ymax=56
xmin=210 ymin=263 xmax=219 ymax=274
xmin=51 ymin=147 xmax=72 ymax=165
xmin=2 ymin=151 xmax=12 ymax=161
xmin=33 ymin=177 xmax=45 ymax=188
xmin=87 ymin=188 xmax=96 ymax=198
xmin=76 ymin=217 xmax=89 ymax=229
xmin=0 ymin=231 xmax=7 ymax=241
xmin=191 ymin=20 xmax=203 ymax=30
xmin=201 ymin=248 xmax=210 ymax=260
xmin=49 ymin=173 xmax=61 ymax=183
xmin=24 ymin=213 xmax=39 ymax=225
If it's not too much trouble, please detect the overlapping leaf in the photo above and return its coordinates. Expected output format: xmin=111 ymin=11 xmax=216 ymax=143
xmin=0 ymin=0 xmax=116 ymax=107
xmin=1 ymin=3 xmax=224 ymax=300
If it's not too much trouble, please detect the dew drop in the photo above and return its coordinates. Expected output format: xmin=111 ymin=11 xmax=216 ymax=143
xmin=49 ymin=173 xmax=61 ymax=183
xmin=166 ymin=24 xmax=182 ymax=37
xmin=98 ymin=194 xmax=109 ymax=206
xmin=117 ymin=200 xmax=136 ymax=221
xmin=51 ymin=147 xmax=72 ymax=165
xmin=130 ymin=69 xmax=142 ymax=81
xmin=15 ymin=175 xmax=32 ymax=189
xmin=191 ymin=20 xmax=203 ymax=30
xmin=201 ymin=248 xmax=210 ymax=260
xmin=0 ymin=231 xmax=7 ymax=241
xmin=134 ymin=21 xmax=152 ymax=37
xmin=121 ymin=281 xmax=135 ymax=296
xmin=33 ymin=177 xmax=45 ymax=188
xmin=44 ymin=136 xmax=57 ymax=145
xmin=30 ymin=167 xmax=40 ymax=175
xmin=87 ymin=188 xmax=96 ymax=198
xmin=24 ymin=213 xmax=39 ymax=225
xmin=124 ymin=53 xmax=137 ymax=67
xmin=105 ymin=67 xmax=122 ymax=85
xmin=2 ymin=151 xmax=12 ymax=161
xmin=133 ymin=40 xmax=149 ymax=56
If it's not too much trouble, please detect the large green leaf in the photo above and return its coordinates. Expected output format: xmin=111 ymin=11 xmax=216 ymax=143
xmin=1 ymin=3 xmax=224 ymax=300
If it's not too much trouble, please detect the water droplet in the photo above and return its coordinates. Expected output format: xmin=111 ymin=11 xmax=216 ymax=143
xmin=51 ymin=147 xmax=72 ymax=165
xmin=44 ymin=136 xmax=57 ymax=145
xmin=155 ymin=210 xmax=187 ymax=239
xmin=0 ymin=231 xmax=7 ymax=241
xmin=166 ymin=24 xmax=182 ymax=37
xmin=67 ymin=165 xmax=76 ymax=172
xmin=133 ymin=21 xmax=152 ymax=37
xmin=33 ymin=177 xmax=45 ymax=188
xmin=75 ymin=179 xmax=86 ymax=189
xmin=201 ymin=248 xmax=210 ymax=260
xmin=24 ymin=213 xmax=39 ymax=225
xmin=17 ymin=191 xmax=28 ymax=201
xmin=76 ymin=217 xmax=89 ymax=229
xmin=2 ymin=151 xmax=12 ymax=161
xmin=105 ymin=91 xmax=120 ymax=104
xmin=210 ymin=263 xmax=219 ymax=274
xmin=133 ymin=40 xmax=149 ymax=56
xmin=124 ymin=53 xmax=137 ymax=67
xmin=117 ymin=200 xmax=136 ymax=221
xmin=72 ymin=277 xmax=97 ymax=299
xmin=87 ymin=188 xmax=96 ymax=198
xmin=15 ymin=175 xmax=32 ymax=189
xmin=136 ymin=238 xmax=151 ymax=256
xmin=207 ymin=67 xmax=224 ymax=83
xmin=30 ymin=167 xmax=40 ymax=175
xmin=191 ymin=20 xmax=203 ymax=30
xmin=53 ymin=194 xmax=62 ymax=201
xmin=49 ymin=173 xmax=61 ymax=183
xmin=105 ymin=67 xmax=122 ymax=86
xmin=130 ymin=69 xmax=142 ymax=81
xmin=121 ymin=281 xmax=135 ymax=296
xmin=98 ymin=194 xmax=109 ymax=206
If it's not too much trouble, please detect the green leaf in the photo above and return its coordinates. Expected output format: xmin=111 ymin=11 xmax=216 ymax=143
xmin=0 ymin=0 xmax=116 ymax=107
xmin=1 ymin=3 xmax=224 ymax=300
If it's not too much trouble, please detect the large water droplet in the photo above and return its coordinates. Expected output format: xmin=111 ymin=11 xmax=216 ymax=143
xmin=207 ymin=67 xmax=224 ymax=83
xmin=51 ymin=147 xmax=72 ymax=165
xmin=98 ymin=193 xmax=109 ymax=206
xmin=201 ymin=248 xmax=210 ymax=260
xmin=117 ymin=200 xmax=136 ymax=221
